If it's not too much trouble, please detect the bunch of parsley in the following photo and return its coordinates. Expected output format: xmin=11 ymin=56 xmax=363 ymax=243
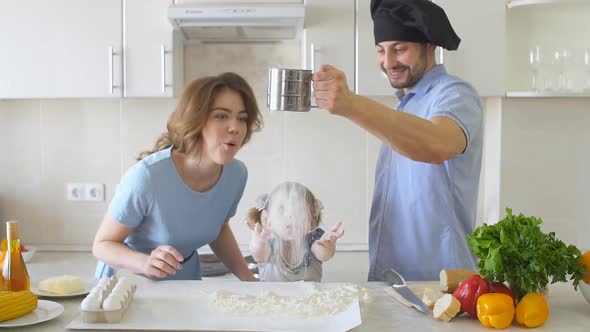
xmin=467 ymin=208 xmax=585 ymax=300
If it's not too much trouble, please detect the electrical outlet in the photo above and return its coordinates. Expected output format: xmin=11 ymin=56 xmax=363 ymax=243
xmin=66 ymin=183 xmax=85 ymax=201
xmin=86 ymin=183 xmax=105 ymax=201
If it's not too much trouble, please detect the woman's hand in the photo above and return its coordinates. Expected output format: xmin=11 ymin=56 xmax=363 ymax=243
xmin=142 ymin=245 xmax=184 ymax=278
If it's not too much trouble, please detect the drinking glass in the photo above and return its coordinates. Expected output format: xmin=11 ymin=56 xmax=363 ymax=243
xmin=528 ymin=46 xmax=542 ymax=91
xmin=555 ymin=48 xmax=572 ymax=92
xmin=583 ymin=50 xmax=590 ymax=92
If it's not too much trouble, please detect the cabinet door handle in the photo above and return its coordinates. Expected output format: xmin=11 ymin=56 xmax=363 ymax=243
xmin=161 ymin=45 xmax=172 ymax=93
xmin=108 ymin=46 xmax=121 ymax=95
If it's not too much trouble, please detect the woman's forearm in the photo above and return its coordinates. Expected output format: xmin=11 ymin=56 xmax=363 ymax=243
xmin=92 ymin=240 xmax=148 ymax=274
xmin=210 ymin=222 xmax=257 ymax=281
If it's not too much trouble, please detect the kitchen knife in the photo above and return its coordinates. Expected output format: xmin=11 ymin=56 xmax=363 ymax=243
xmin=383 ymin=269 xmax=430 ymax=314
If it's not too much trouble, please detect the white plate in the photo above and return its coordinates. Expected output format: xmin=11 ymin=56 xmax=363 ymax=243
xmin=0 ymin=300 xmax=64 ymax=328
xmin=31 ymin=279 xmax=95 ymax=298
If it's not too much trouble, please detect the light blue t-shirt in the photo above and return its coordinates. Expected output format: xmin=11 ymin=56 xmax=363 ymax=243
xmin=368 ymin=65 xmax=483 ymax=281
xmin=95 ymin=146 xmax=247 ymax=280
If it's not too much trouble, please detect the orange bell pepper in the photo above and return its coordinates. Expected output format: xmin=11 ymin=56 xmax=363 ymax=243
xmin=515 ymin=293 xmax=550 ymax=328
xmin=476 ymin=293 xmax=515 ymax=329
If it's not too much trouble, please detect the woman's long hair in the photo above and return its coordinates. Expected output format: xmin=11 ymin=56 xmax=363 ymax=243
xmin=137 ymin=72 xmax=263 ymax=160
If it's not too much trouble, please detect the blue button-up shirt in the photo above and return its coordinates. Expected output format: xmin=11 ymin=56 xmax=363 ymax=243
xmin=368 ymin=65 xmax=483 ymax=281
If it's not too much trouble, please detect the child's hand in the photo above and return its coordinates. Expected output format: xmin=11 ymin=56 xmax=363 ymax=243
xmin=252 ymin=223 xmax=273 ymax=241
xmin=315 ymin=221 xmax=344 ymax=248
xmin=245 ymin=219 xmax=272 ymax=263
xmin=245 ymin=219 xmax=273 ymax=245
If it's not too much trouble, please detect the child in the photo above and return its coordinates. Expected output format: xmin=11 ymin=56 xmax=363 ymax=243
xmin=245 ymin=182 xmax=344 ymax=282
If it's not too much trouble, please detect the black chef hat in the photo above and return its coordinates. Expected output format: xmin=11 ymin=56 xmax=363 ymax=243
xmin=371 ymin=0 xmax=461 ymax=50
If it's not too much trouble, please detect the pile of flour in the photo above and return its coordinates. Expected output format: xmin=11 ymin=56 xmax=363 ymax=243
xmin=208 ymin=283 xmax=369 ymax=318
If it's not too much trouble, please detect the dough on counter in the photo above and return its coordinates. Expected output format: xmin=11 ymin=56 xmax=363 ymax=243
xmin=209 ymin=283 xmax=369 ymax=318
xmin=38 ymin=275 xmax=85 ymax=295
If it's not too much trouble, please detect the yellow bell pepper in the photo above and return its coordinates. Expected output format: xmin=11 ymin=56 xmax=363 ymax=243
xmin=515 ymin=293 xmax=550 ymax=328
xmin=476 ymin=293 xmax=515 ymax=329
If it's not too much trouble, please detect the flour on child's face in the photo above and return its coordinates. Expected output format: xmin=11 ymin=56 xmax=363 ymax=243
xmin=266 ymin=185 xmax=313 ymax=241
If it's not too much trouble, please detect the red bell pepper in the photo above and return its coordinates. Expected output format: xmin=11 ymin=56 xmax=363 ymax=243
xmin=490 ymin=281 xmax=516 ymax=305
xmin=452 ymin=275 xmax=490 ymax=317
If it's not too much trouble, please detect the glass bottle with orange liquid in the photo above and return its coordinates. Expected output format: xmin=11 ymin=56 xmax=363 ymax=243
xmin=0 ymin=220 xmax=31 ymax=291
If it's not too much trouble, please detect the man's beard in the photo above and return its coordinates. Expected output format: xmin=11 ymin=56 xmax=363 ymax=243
xmin=383 ymin=46 xmax=428 ymax=90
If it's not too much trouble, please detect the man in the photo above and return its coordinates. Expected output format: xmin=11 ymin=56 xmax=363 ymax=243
xmin=312 ymin=0 xmax=483 ymax=281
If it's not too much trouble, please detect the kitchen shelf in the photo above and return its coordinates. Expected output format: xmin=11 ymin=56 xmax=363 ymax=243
xmin=507 ymin=0 xmax=586 ymax=9
xmin=505 ymin=0 xmax=589 ymax=95
xmin=506 ymin=90 xmax=590 ymax=98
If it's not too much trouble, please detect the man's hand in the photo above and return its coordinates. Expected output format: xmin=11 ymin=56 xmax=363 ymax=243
xmin=142 ymin=245 xmax=183 ymax=278
xmin=312 ymin=65 xmax=356 ymax=117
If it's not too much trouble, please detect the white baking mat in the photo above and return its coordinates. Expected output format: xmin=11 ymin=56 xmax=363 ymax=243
xmin=66 ymin=280 xmax=361 ymax=332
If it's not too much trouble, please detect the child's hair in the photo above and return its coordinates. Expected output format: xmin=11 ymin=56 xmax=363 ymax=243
xmin=246 ymin=182 xmax=322 ymax=230
xmin=137 ymin=72 xmax=263 ymax=160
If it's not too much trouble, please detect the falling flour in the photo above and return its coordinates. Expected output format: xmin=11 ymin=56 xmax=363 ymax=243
xmin=209 ymin=283 xmax=370 ymax=318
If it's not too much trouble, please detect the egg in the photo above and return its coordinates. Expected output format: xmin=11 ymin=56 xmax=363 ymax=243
xmin=81 ymin=294 xmax=101 ymax=311
xmin=102 ymin=297 xmax=122 ymax=311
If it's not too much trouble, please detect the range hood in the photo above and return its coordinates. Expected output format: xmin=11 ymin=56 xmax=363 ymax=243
xmin=168 ymin=3 xmax=305 ymax=43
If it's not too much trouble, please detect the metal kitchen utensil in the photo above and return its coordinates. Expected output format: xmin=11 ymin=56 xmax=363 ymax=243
xmin=383 ymin=269 xmax=430 ymax=314
xmin=267 ymin=67 xmax=321 ymax=112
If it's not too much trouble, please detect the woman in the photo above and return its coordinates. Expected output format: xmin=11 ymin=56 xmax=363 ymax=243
xmin=93 ymin=72 xmax=262 ymax=281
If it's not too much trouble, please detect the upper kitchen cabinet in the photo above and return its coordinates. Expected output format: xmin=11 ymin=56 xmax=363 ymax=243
xmin=433 ymin=0 xmax=505 ymax=97
xmin=124 ymin=0 xmax=183 ymax=98
xmin=355 ymin=0 xmax=389 ymax=96
xmin=356 ymin=0 xmax=506 ymax=97
xmin=0 ymin=0 xmax=123 ymax=98
xmin=303 ymin=0 xmax=355 ymax=83
xmin=505 ymin=0 xmax=590 ymax=97
xmin=0 ymin=0 xmax=182 ymax=99
xmin=174 ymin=0 xmax=302 ymax=3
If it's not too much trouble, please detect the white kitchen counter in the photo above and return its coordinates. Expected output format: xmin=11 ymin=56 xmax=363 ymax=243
xmin=10 ymin=251 xmax=590 ymax=331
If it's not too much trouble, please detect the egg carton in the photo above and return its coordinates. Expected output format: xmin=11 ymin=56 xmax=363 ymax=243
xmin=80 ymin=275 xmax=138 ymax=323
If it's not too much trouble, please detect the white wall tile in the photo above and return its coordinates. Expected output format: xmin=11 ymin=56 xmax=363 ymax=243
xmin=183 ymin=42 xmax=302 ymax=97
xmin=499 ymin=98 xmax=590 ymax=250
xmin=38 ymin=99 xmax=121 ymax=244
xmin=120 ymin=99 xmax=176 ymax=172
xmin=0 ymin=100 xmax=43 ymax=241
